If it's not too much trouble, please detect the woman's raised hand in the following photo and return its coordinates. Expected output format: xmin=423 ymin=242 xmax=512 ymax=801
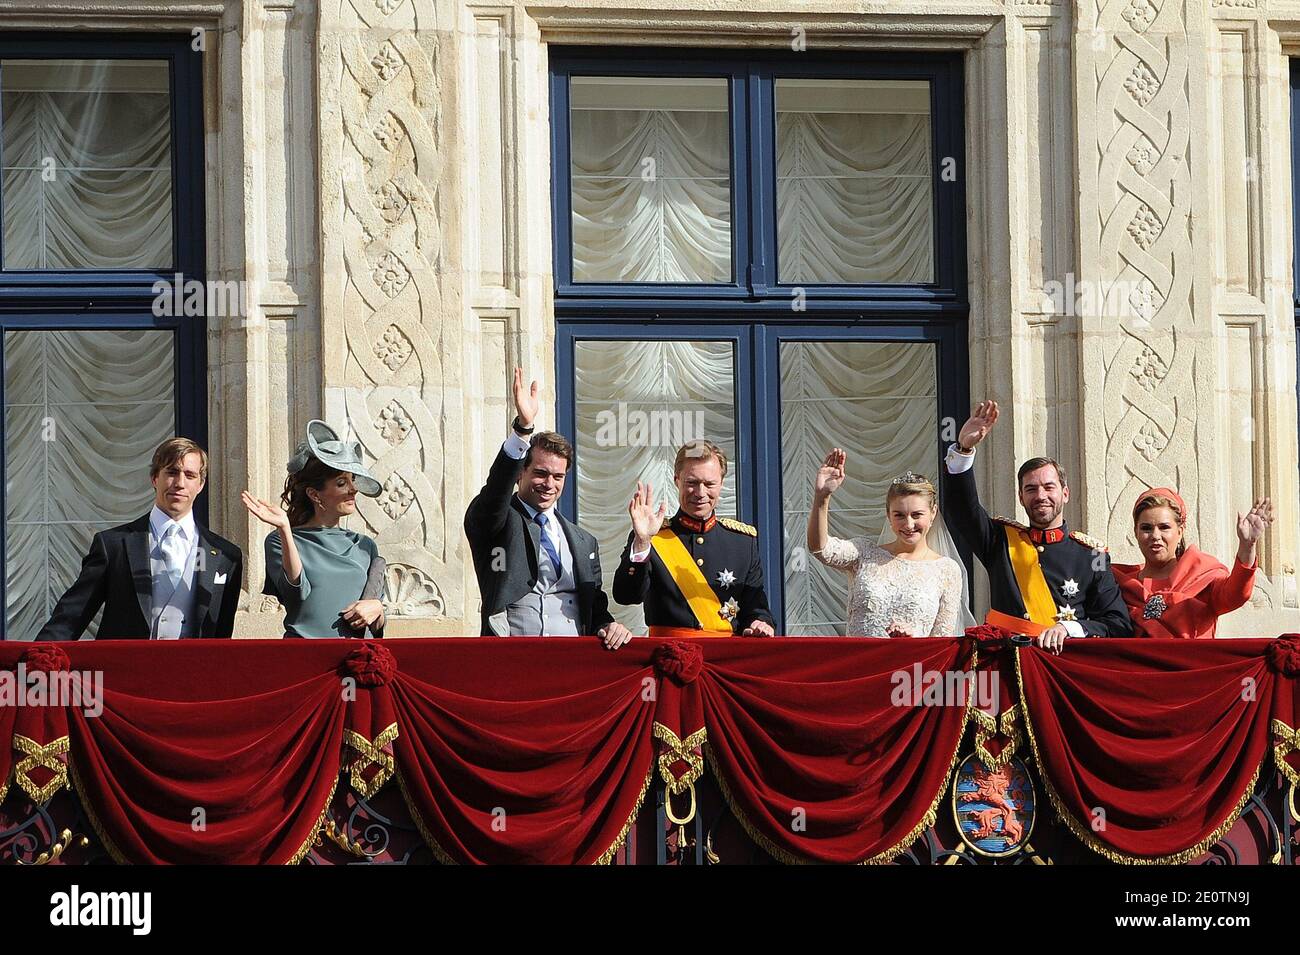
xmin=241 ymin=490 xmax=290 ymax=531
xmin=814 ymin=448 xmax=847 ymax=498
xmin=1237 ymin=497 xmax=1274 ymax=545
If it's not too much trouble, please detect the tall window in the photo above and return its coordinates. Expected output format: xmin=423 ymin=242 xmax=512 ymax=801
xmin=552 ymin=50 xmax=968 ymax=634
xmin=0 ymin=35 xmax=206 ymax=639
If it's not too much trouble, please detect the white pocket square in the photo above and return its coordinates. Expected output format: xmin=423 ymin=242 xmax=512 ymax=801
xmin=589 ymin=552 xmax=596 ymax=560
xmin=214 ymin=572 xmax=228 ymax=585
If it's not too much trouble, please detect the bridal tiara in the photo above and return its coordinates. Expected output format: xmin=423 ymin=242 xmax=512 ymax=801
xmin=891 ymin=470 xmax=929 ymax=486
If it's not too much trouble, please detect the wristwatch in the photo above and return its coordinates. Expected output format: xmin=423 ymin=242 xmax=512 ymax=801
xmin=512 ymin=416 xmax=535 ymax=436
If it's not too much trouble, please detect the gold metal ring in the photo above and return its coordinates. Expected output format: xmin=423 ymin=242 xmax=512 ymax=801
xmin=664 ymin=782 xmax=697 ymax=826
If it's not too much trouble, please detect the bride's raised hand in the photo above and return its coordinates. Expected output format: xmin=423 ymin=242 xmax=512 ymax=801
xmin=814 ymin=448 xmax=847 ymax=498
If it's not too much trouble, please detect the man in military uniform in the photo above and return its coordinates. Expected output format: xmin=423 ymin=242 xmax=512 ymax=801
xmin=945 ymin=400 xmax=1134 ymax=652
xmin=613 ymin=440 xmax=775 ymax=638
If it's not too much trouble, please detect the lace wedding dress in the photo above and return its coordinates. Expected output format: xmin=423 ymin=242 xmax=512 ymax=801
xmin=813 ymin=536 xmax=965 ymax=637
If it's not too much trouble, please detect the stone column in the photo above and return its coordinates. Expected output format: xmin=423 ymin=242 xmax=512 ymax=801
xmin=1074 ymin=0 xmax=1300 ymax=632
xmin=317 ymin=0 xmax=464 ymax=633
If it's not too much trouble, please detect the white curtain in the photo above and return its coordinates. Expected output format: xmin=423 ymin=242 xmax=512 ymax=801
xmin=776 ymin=111 xmax=932 ymax=284
xmin=2 ymin=59 xmax=172 ymax=270
xmin=574 ymin=340 xmax=737 ymax=632
xmin=570 ymin=105 xmax=731 ymax=283
xmin=4 ymin=330 xmax=175 ymax=639
xmin=779 ymin=341 xmax=938 ymax=636
xmin=568 ymin=79 xmax=932 ymax=286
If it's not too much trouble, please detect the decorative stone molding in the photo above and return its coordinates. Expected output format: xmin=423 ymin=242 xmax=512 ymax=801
xmin=318 ymin=0 xmax=464 ymax=621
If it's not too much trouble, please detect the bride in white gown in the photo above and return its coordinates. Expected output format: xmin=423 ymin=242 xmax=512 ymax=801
xmin=806 ymin=448 xmax=972 ymax=637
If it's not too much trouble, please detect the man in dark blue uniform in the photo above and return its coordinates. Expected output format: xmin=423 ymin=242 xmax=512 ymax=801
xmin=613 ymin=441 xmax=774 ymax=638
xmin=944 ymin=400 xmax=1134 ymax=652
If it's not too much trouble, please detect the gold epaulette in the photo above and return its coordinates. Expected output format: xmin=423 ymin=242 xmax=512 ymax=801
xmin=718 ymin=517 xmax=757 ymax=537
xmin=1069 ymin=530 xmax=1108 ymax=552
xmin=991 ymin=516 xmax=1029 ymax=532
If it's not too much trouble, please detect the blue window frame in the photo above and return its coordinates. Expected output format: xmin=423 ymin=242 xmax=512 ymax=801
xmin=551 ymin=49 xmax=966 ymax=311
xmin=0 ymin=33 xmax=206 ymax=636
xmin=552 ymin=48 xmax=969 ymax=632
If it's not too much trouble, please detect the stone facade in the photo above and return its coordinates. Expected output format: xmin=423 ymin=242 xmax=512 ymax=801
xmin=7 ymin=0 xmax=1298 ymax=635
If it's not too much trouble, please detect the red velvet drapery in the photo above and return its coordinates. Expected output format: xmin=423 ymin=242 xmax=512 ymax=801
xmin=1 ymin=635 xmax=1296 ymax=864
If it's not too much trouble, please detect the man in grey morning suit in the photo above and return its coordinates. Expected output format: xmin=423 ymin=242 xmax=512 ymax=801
xmin=464 ymin=367 xmax=633 ymax=648
xmin=37 ymin=437 xmax=242 ymax=641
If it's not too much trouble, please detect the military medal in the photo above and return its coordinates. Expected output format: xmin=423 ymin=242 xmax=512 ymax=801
xmin=1143 ymin=593 xmax=1167 ymax=620
xmin=716 ymin=568 xmax=736 ymax=588
xmin=719 ymin=597 xmax=740 ymax=622
xmin=1054 ymin=605 xmax=1078 ymax=624
xmin=1061 ymin=578 xmax=1080 ymax=597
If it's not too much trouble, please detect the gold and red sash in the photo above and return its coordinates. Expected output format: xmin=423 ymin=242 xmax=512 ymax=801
xmin=1002 ymin=525 xmax=1059 ymax=630
xmin=649 ymin=528 xmax=733 ymax=635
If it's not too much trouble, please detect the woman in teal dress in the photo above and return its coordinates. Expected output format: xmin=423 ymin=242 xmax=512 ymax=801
xmin=242 ymin=420 xmax=388 ymax=638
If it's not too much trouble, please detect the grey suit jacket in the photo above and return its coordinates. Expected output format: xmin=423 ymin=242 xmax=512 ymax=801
xmin=464 ymin=448 xmax=615 ymax=637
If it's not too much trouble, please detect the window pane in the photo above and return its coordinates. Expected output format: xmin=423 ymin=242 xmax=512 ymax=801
xmin=574 ymin=339 xmax=737 ymax=631
xmin=4 ymin=329 xmax=175 ymax=639
xmin=776 ymin=79 xmax=932 ymax=284
xmin=2 ymin=59 xmax=173 ymax=269
xmin=570 ymin=77 xmax=731 ymax=283
xmin=779 ymin=341 xmax=938 ymax=635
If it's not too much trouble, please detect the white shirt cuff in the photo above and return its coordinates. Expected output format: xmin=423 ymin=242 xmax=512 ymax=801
xmin=503 ymin=431 xmax=530 ymax=459
xmin=629 ymin=545 xmax=651 ymax=563
xmin=1062 ymin=619 xmax=1086 ymax=640
xmin=945 ymin=443 xmax=976 ymax=474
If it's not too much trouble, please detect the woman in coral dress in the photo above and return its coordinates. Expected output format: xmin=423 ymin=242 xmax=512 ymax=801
xmin=1110 ymin=487 xmax=1272 ymax=639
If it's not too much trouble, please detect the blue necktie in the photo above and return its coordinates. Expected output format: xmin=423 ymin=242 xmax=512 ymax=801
xmin=533 ymin=511 xmax=563 ymax=576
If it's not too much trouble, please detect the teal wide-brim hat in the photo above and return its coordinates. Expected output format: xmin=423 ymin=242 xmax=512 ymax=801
xmin=286 ymin=419 xmax=382 ymax=497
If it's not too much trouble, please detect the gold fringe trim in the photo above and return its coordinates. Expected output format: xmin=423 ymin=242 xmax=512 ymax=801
xmin=62 ymin=746 xmax=349 ymax=866
xmin=702 ymin=697 xmax=972 ymax=865
xmin=704 ymin=743 xmax=810 ymax=865
xmin=593 ymin=769 xmax=653 ymax=866
xmin=1013 ymin=647 xmax=1265 ymax=864
xmin=12 ymin=734 xmax=69 ymax=804
xmin=66 ymin=757 xmax=130 ymax=865
xmin=652 ymin=722 xmax=707 ymax=795
xmin=344 ymin=722 xmax=399 ymax=799
xmin=395 ymin=769 xmax=459 ymax=865
xmin=971 ymin=705 xmax=1023 ymax=770
xmin=287 ymin=770 xmax=341 ymax=865
xmin=394 ymin=766 xmax=655 ymax=866
xmin=1271 ymin=719 xmax=1300 ymax=788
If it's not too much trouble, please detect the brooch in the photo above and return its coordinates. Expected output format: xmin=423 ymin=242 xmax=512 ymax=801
xmin=1053 ymin=605 xmax=1077 ymax=624
xmin=718 ymin=597 xmax=740 ymax=622
xmin=1143 ymin=593 xmax=1167 ymax=620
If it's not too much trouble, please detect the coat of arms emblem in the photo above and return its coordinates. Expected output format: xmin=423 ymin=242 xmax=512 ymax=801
xmin=952 ymin=752 xmax=1036 ymax=857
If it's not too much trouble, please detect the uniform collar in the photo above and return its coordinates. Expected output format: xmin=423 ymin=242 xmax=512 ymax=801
xmin=1027 ymin=524 xmax=1067 ymax=545
xmin=673 ymin=511 xmax=717 ymax=534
